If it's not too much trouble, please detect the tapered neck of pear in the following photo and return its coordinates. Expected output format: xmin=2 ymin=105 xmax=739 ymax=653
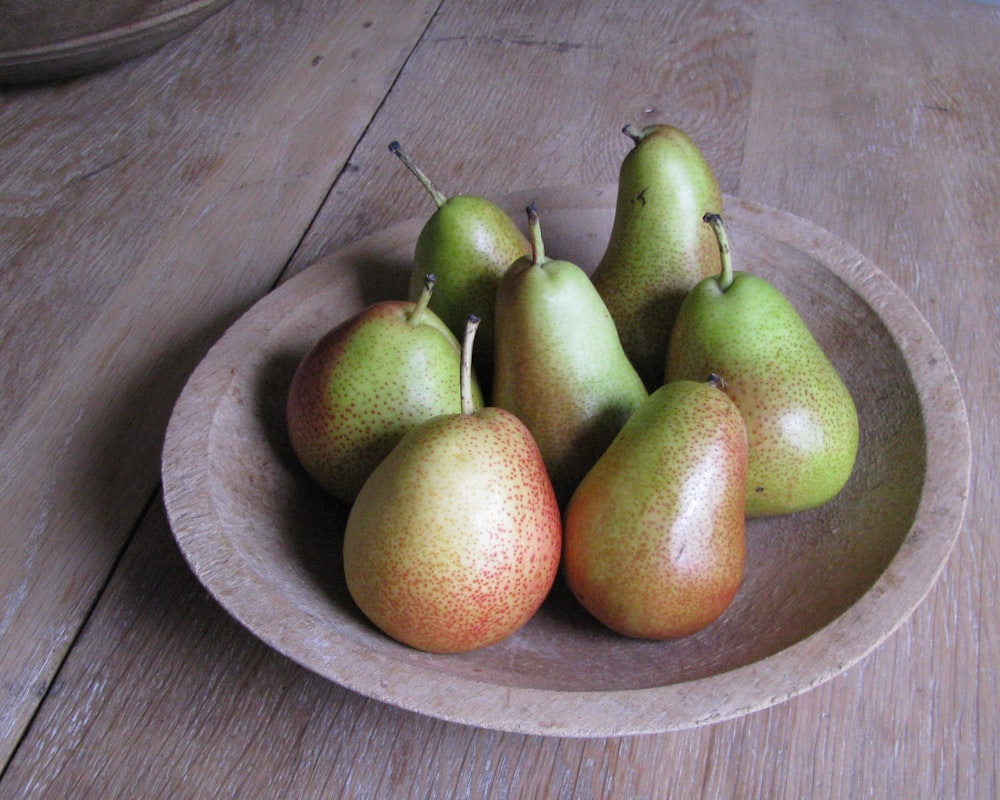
xmin=407 ymin=274 xmax=435 ymax=326
xmin=703 ymin=213 xmax=735 ymax=292
xmin=460 ymin=315 xmax=480 ymax=416
xmin=389 ymin=141 xmax=447 ymax=208
xmin=526 ymin=203 xmax=546 ymax=267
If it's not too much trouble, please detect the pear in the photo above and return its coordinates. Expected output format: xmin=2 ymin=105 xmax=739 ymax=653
xmin=590 ymin=124 xmax=723 ymax=389
xmin=343 ymin=315 xmax=562 ymax=654
xmin=493 ymin=203 xmax=648 ymax=505
xmin=286 ymin=275 xmax=483 ymax=505
xmin=665 ymin=214 xmax=859 ymax=517
xmin=389 ymin=141 xmax=531 ymax=379
xmin=563 ymin=376 xmax=748 ymax=639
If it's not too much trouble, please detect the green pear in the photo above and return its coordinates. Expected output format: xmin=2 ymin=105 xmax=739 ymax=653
xmin=493 ymin=203 xmax=648 ymax=505
xmin=564 ymin=377 xmax=748 ymax=639
xmin=665 ymin=214 xmax=859 ymax=517
xmin=286 ymin=275 xmax=483 ymax=505
xmin=389 ymin=141 xmax=531 ymax=379
xmin=344 ymin=316 xmax=562 ymax=654
xmin=591 ymin=124 xmax=723 ymax=389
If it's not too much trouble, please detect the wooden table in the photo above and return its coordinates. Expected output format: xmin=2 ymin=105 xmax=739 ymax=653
xmin=1 ymin=1 xmax=997 ymax=796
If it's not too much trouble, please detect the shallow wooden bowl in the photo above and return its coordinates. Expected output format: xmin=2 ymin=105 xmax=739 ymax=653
xmin=0 ymin=0 xmax=235 ymax=84
xmin=162 ymin=186 xmax=970 ymax=737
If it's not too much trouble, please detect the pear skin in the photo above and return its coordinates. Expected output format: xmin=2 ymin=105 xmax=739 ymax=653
xmin=493 ymin=204 xmax=648 ymax=505
xmin=665 ymin=214 xmax=859 ymax=517
xmin=286 ymin=276 xmax=483 ymax=505
xmin=564 ymin=378 xmax=748 ymax=639
xmin=591 ymin=124 xmax=723 ymax=389
xmin=390 ymin=141 xmax=530 ymax=377
xmin=343 ymin=317 xmax=562 ymax=654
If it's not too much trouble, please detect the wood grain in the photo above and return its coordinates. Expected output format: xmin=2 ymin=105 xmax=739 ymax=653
xmin=0 ymin=0 xmax=997 ymax=796
xmin=0 ymin=0 xmax=438 ymax=767
xmin=739 ymin=2 xmax=999 ymax=795
xmin=282 ymin=0 xmax=757 ymax=278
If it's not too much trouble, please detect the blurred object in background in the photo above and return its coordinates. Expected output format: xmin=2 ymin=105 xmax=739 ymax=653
xmin=0 ymin=0 xmax=235 ymax=84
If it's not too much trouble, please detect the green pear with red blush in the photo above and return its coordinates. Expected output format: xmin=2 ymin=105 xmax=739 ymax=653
xmin=343 ymin=316 xmax=562 ymax=653
xmin=564 ymin=376 xmax=748 ymax=639
xmin=665 ymin=213 xmax=859 ymax=517
xmin=285 ymin=275 xmax=483 ymax=505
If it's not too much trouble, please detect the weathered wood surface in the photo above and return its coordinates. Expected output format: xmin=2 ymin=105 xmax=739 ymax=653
xmin=0 ymin=0 xmax=996 ymax=796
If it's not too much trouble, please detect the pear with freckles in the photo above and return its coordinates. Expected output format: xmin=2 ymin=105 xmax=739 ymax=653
xmin=286 ymin=275 xmax=483 ymax=505
xmin=493 ymin=203 xmax=647 ymax=506
xmin=344 ymin=316 xmax=561 ymax=654
xmin=564 ymin=377 xmax=748 ymax=640
xmin=665 ymin=213 xmax=859 ymax=517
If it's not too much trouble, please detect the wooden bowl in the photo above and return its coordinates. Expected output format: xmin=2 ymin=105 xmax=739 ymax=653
xmin=162 ymin=187 xmax=970 ymax=737
xmin=0 ymin=0 xmax=235 ymax=84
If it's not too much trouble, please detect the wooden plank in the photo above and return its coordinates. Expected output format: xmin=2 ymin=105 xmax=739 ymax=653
xmin=5 ymin=0 xmax=760 ymax=792
xmin=2 ymin=0 xmax=997 ymax=797
xmin=282 ymin=0 xmax=757 ymax=278
xmin=738 ymin=1 xmax=998 ymax=796
xmin=0 ymin=0 xmax=439 ymax=766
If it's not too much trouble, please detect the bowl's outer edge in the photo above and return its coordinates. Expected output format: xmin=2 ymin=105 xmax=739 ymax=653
xmin=162 ymin=187 xmax=972 ymax=737
xmin=0 ymin=0 xmax=236 ymax=84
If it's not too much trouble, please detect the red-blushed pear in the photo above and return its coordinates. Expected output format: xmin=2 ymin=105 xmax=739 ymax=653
xmin=390 ymin=141 xmax=530 ymax=382
xmin=563 ymin=377 xmax=748 ymax=640
xmin=591 ymin=123 xmax=723 ymax=390
xmin=493 ymin=203 xmax=647 ymax=506
xmin=285 ymin=275 xmax=483 ymax=505
xmin=343 ymin=315 xmax=562 ymax=654
xmin=665 ymin=214 xmax=859 ymax=517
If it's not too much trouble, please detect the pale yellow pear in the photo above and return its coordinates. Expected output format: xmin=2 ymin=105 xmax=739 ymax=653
xmin=493 ymin=204 xmax=647 ymax=505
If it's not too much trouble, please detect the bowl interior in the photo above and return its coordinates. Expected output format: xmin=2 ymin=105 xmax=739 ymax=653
xmin=205 ymin=197 xmax=921 ymax=691
xmin=165 ymin=188 xmax=967 ymax=735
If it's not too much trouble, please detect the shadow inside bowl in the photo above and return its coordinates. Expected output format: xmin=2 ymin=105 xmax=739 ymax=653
xmin=200 ymin=211 xmax=927 ymax=693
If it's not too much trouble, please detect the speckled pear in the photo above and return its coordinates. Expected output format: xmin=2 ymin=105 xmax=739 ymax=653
xmin=285 ymin=275 xmax=483 ymax=505
xmin=390 ymin=141 xmax=530 ymax=379
xmin=591 ymin=124 xmax=723 ymax=389
xmin=563 ymin=377 xmax=748 ymax=639
xmin=343 ymin=316 xmax=562 ymax=654
xmin=493 ymin=204 xmax=648 ymax=505
xmin=665 ymin=214 xmax=859 ymax=517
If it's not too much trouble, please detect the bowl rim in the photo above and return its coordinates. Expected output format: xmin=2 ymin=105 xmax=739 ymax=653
xmin=0 ymin=0 xmax=235 ymax=84
xmin=162 ymin=187 xmax=971 ymax=737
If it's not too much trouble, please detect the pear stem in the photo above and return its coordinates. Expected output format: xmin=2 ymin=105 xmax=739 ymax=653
xmin=703 ymin=213 xmax=734 ymax=292
xmin=461 ymin=314 xmax=480 ymax=416
xmin=389 ymin=141 xmax=447 ymax=208
xmin=622 ymin=123 xmax=646 ymax=144
xmin=526 ymin=203 xmax=545 ymax=266
xmin=707 ymin=372 xmax=728 ymax=390
xmin=408 ymin=274 xmax=435 ymax=325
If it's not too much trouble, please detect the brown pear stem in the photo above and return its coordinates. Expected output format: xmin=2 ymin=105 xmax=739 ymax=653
xmin=461 ymin=314 xmax=480 ymax=415
xmin=707 ymin=373 xmax=728 ymax=390
xmin=703 ymin=212 xmax=734 ymax=292
xmin=388 ymin=141 xmax=447 ymax=208
xmin=408 ymin=274 xmax=435 ymax=326
xmin=622 ymin=124 xmax=646 ymax=144
xmin=526 ymin=203 xmax=545 ymax=265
